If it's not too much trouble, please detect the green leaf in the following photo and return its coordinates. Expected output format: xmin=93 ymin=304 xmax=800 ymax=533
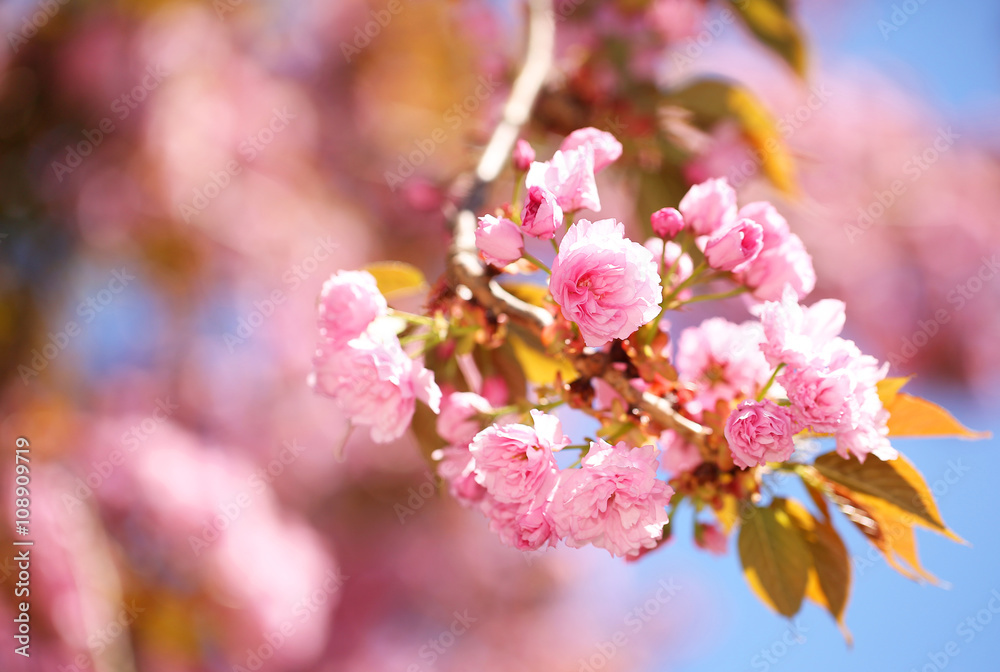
xmin=738 ymin=498 xmax=812 ymax=617
xmin=664 ymin=79 xmax=796 ymax=194
xmin=813 ymin=452 xmax=962 ymax=542
xmin=363 ymin=261 xmax=428 ymax=298
xmin=727 ymin=0 xmax=807 ymax=77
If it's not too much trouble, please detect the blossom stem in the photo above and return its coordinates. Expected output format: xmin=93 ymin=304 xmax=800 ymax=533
xmin=661 ymin=261 xmax=708 ymax=308
xmin=387 ymin=308 xmax=436 ymax=326
xmin=756 ymin=363 xmax=785 ymax=401
xmin=550 ymin=237 xmax=560 ymax=253
xmin=511 ymin=179 xmax=524 ymax=224
xmin=521 ymin=251 xmax=551 ymax=274
xmin=679 ymin=285 xmax=749 ymax=305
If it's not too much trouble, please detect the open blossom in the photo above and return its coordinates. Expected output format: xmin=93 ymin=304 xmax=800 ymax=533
xmin=521 ymin=186 xmax=563 ymax=239
xmin=724 ymin=399 xmax=795 ymax=469
xmin=779 ymin=337 xmax=896 ymax=461
xmin=483 ymin=501 xmax=559 ymax=550
xmin=317 ymin=270 xmax=387 ymax=347
xmin=739 ymin=232 xmax=815 ymax=301
xmin=526 ymin=146 xmax=601 ymax=212
xmin=757 ymin=287 xmax=846 ymax=368
xmin=311 ymin=336 xmax=441 ymax=444
xmin=550 ymin=441 xmax=673 ymax=558
xmin=675 ymin=318 xmax=771 ymax=414
xmin=678 ymin=177 xmax=737 ymax=236
xmin=437 ymin=392 xmax=493 ymax=447
xmin=433 ymin=445 xmax=486 ymax=506
xmin=703 ymin=218 xmax=764 ymax=272
xmin=475 ymin=214 xmax=523 ymax=267
xmin=469 ymin=410 xmax=568 ymax=505
xmin=559 ymin=127 xmax=623 ymax=172
xmin=550 ymin=218 xmax=661 ymax=347
xmin=651 ymin=206 xmax=685 ymax=238
xmin=512 ymin=138 xmax=535 ymax=171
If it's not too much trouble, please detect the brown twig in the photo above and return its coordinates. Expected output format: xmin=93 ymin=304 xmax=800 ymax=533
xmin=445 ymin=0 xmax=710 ymax=445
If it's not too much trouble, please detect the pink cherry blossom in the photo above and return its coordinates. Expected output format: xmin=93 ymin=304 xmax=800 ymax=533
xmin=739 ymin=232 xmax=816 ymax=301
xmin=738 ymin=201 xmax=790 ymax=248
xmin=550 ymin=441 xmax=673 ymax=558
xmin=433 ymin=445 xmax=487 ymax=506
xmin=483 ymin=500 xmax=559 ymax=551
xmin=675 ymin=317 xmax=771 ymax=414
xmin=526 ymin=146 xmax=601 ymax=212
xmin=512 ymin=138 xmax=535 ymax=171
xmin=695 ymin=523 xmax=728 ymax=556
xmin=703 ymin=218 xmax=764 ymax=272
xmin=310 ymin=335 xmax=441 ymax=444
xmin=757 ymin=287 xmax=847 ymax=368
xmin=437 ymin=391 xmax=493 ymax=447
xmin=521 ymin=185 xmax=563 ymax=240
xmin=659 ymin=429 xmax=702 ymax=474
xmin=651 ymin=206 xmax=685 ymax=238
xmin=550 ymin=218 xmax=661 ymax=347
xmin=317 ymin=270 xmax=387 ymax=347
xmin=468 ymin=410 xmax=568 ymax=505
xmin=725 ymin=399 xmax=795 ymax=469
xmin=678 ymin=177 xmax=738 ymax=236
xmin=475 ymin=214 xmax=524 ymax=267
xmin=559 ymin=127 xmax=623 ymax=172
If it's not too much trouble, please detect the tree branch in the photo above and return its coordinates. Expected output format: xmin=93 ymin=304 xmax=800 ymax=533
xmin=445 ymin=0 xmax=710 ymax=445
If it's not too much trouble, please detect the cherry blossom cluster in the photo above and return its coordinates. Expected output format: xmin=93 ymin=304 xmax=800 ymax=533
xmin=310 ymin=127 xmax=898 ymax=559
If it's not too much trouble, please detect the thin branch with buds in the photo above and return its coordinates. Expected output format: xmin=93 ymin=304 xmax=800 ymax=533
xmin=444 ymin=0 xmax=710 ymax=446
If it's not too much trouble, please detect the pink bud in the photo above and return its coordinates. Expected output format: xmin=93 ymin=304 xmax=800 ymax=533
xmin=703 ymin=218 xmax=763 ymax=273
xmin=521 ymin=186 xmax=563 ymax=240
xmin=512 ymin=139 xmax=535 ymax=172
xmin=651 ymin=207 xmax=685 ymax=238
xmin=475 ymin=215 xmax=524 ymax=267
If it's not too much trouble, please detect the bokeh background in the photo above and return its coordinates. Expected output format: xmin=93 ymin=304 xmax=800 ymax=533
xmin=1 ymin=0 xmax=998 ymax=670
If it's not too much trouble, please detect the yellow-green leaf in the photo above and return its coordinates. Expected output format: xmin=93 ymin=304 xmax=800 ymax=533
xmin=785 ymin=498 xmax=851 ymax=632
xmin=883 ymin=393 xmax=990 ymax=440
xmin=363 ymin=261 xmax=428 ymax=298
xmin=813 ymin=452 xmax=962 ymax=542
xmin=738 ymin=498 xmax=812 ymax=617
xmin=508 ymin=332 xmax=576 ymax=386
xmin=728 ymin=0 xmax=807 ymax=77
xmin=876 ymin=376 xmax=912 ymax=407
xmin=828 ymin=485 xmax=941 ymax=585
xmin=665 ymin=79 xmax=796 ymax=194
